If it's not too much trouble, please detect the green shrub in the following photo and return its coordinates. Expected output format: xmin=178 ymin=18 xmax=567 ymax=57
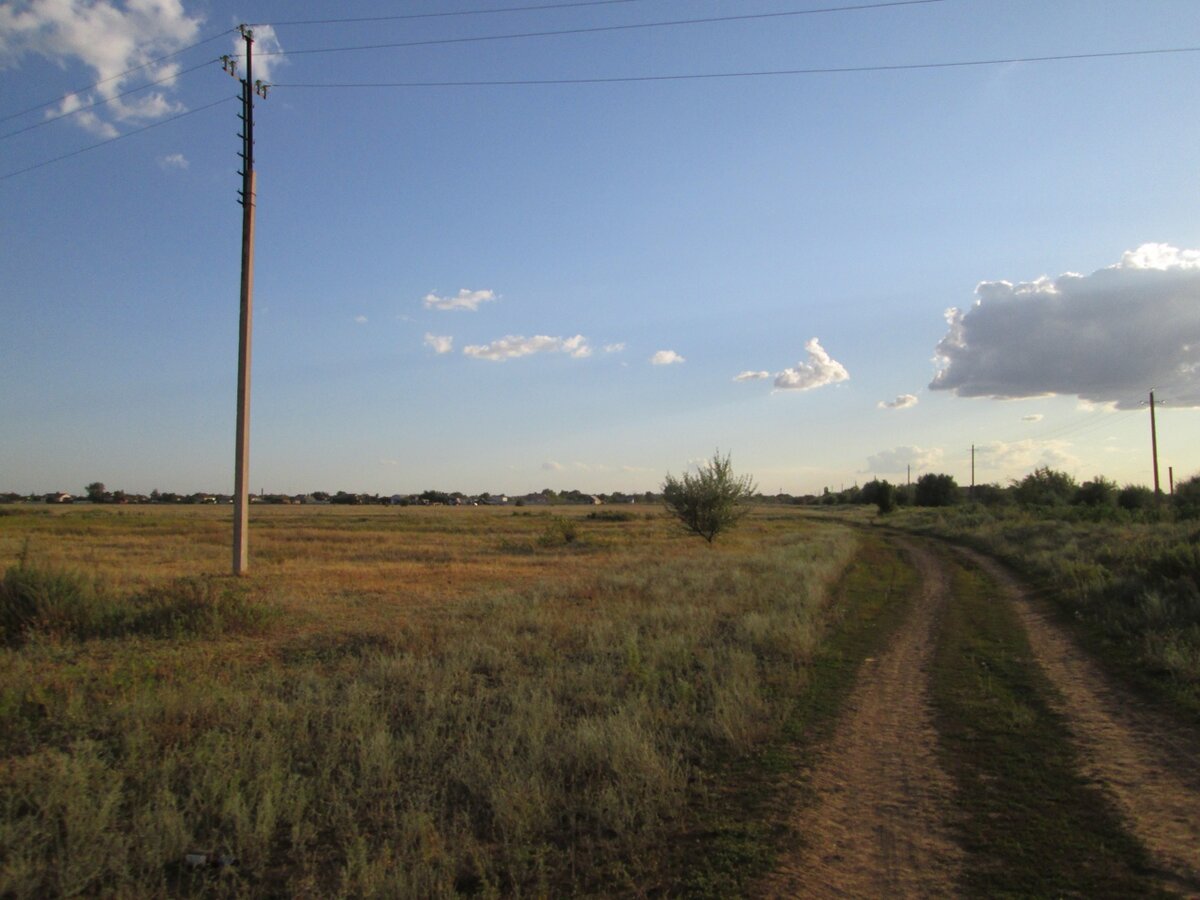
xmin=0 ymin=566 xmax=270 ymax=645
xmin=586 ymin=509 xmax=636 ymax=522
xmin=915 ymin=473 xmax=959 ymax=507
xmin=1014 ymin=467 xmax=1077 ymax=508
xmin=662 ymin=451 xmax=756 ymax=542
xmin=537 ymin=517 xmax=579 ymax=547
xmin=1173 ymin=475 xmax=1200 ymax=520
xmin=130 ymin=577 xmax=271 ymax=638
xmin=0 ymin=565 xmax=118 ymax=644
xmin=860 ymin=479 xmax=896 ymax=513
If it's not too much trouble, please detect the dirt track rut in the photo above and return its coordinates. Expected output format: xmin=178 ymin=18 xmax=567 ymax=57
xmin=960 ymin=547 xmax=1200 ymax=896
xmin=761 ymin=539 xmax=962 ymax=898
xmin=762 ymin=535 xmax=1200 ymax=898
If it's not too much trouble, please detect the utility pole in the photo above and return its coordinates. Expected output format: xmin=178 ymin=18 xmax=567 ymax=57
xmin=1169 ymin=466 xmax=1175 ymax=496
xmin=970 ymin=444 xmax=975 ymax=502
xmin=1143 ymin=389 xmax=1162 ymax=499
xmin=222 ymin=27 xmax=269 ymax=576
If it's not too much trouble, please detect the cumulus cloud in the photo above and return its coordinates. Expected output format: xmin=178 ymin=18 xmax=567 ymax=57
xmin=879 ymin=393 xmax=918 ymax=410
xmin=354 ymin=315 xmax=368 ymax=324
xmin=774 ymin=338 xmax=850 ymax=392
xmin=423 ymin=289 xmax=496 ymax=312
xmin=0 ymin=0 xmax=204 ymax=135
xmin=542 ymin=460 xmax=563 ymax=471
xmin=423 ymin=333 xmax=453 ymax=354
xmin=157 ymin=152 xmax=187 ymax=169
xmin=231 ymin=22 xmax=283 ymax=82
xmin=733 ymin=370 xmax=770 ymax=382
xmin=604 ymin=343 xmax=626 ymax=354
xmin=975 ymin=439 xmax=1077 ymax=472
xmin=930 ymin=243 xmax=1200 ymax=409
xmin=463 ymin=334 xmax=591 ymax=361
xmin=864 ymin=446 xmax=943 ymax=474
xmin=1022 ymin=413 xmax=1044 ymax=422
xmin=650 ymin=350 xmax=685 ymax=366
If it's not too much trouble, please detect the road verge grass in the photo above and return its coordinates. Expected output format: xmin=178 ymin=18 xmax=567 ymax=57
xmin=929 ymin=546 xmax=1163 ymax=897
xmin=678 ymin=531 xmax=919 ymax=897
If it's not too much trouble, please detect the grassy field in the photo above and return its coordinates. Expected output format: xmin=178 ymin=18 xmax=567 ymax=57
xmin=0 ymin=504 xmax=862 ymax=897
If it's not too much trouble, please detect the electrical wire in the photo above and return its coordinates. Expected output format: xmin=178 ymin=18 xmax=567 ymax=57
xmin=254 ymin=0 xmax=945 ymax=58
xmin=0 ymin=29 xmax=234 ymax=126
xmin=0 ymin=96 xmax=233 ymax=182
xmin=270 ymin=45 xmax=1200 ymax=88
xmin=0 ymin=58 xmax=218 ymax=142
xmin=254 ymin=0 xmax=656 ymax=28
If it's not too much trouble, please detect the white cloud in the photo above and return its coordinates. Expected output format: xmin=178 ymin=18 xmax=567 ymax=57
xmin=158 ymin=152 xmax=187 ymax=169
xmin=864 ymin=446 xmax=943 ymax=474
xmin=650 ymin=349 xmax=685 ymax=366
xmin=733 ymin=370 xmax=770 ymax=382
xmin=423 ymin=289 xmax=496 ymax=312
xmin=463 ymin=334 xmax=591 ymax=361
xmin=1021 ymin=414 xmax=1044 ymax=422
xmin=975 ymin=439 xmax=1077 ymax=472
xmin=423 ymin=333 xmax=453 ymax=354
xmin=931 ymin=243 xmax=1200 ymax=409
xmin=542 ymin=460 xmax=563 ymax=471
xmin=774 ymin=338 xmax=850 ymax=392
xmin=232 ymin=23 xmax=283 ymax=82
xmin=878 ymin=393 xmax=918 ymax=410
xmin=0 ymin=0 xmax=203 ymax=134
xmin=603 ymin=343 xmax=626 ymax=354
xmin=354 ymin=315 xmax=368 ymax=325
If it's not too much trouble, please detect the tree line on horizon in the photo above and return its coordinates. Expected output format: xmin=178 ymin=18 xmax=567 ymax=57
xmin=5 ymin=467 xmax=1199 ymax=520
xmin=840 ymin=467 xmax=1200 ymax=520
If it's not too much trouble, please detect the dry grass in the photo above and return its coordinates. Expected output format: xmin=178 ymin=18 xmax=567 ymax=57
xmin=0 ymin=504 xmax=857 ymax=897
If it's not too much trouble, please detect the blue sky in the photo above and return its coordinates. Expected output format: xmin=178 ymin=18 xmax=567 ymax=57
xmin=3 ymin=0 xmax=1200 ymax=496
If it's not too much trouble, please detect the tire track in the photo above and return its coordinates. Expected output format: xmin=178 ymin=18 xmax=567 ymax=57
xmin=959 ymin=547 xmax=1200 ymax=896
xmin=761 ymin=538 xmax=962 ymax=898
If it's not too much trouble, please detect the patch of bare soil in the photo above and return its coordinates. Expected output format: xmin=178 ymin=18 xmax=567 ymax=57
xmin=960 ymin=548 xmax=1200 ymax=897
xmin=760 ymin=540 xmax=962 ymax=898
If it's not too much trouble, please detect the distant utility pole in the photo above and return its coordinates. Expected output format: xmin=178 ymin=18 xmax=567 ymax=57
xmin=970 ymin=444 xmax=975 ymax=501
xmin=222 ymin=27 xmax=269 ymax=576
xmin=1142 ymin=389 xmax=1163 ymax=499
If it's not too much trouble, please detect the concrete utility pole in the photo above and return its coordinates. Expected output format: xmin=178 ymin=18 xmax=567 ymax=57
xmin=970 ymin=444 xmax=975 ymax=501
xmin=1147 ymin=390 xmax=1162 ymax=499
xmin=222 ymin=27 xmax=269 ymax=576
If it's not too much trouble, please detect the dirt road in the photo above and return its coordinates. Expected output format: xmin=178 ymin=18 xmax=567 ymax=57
xmin=760 ymin=539 xmax=963 ymax=898
xmin=961 ymin=547 xmax=1200 ymax=896
xmin=762 ymin=536 xmax=1200 ymax=898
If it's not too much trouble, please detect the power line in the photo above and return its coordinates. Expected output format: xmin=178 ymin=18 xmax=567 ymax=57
xmin=0 ymin=96 xmax=233 ymax=182
xmin=270 ymin=45 xmax=1200 ymax=89
xmin=255 ymin=0 xmax=656 ymax=28
xmin=0 ymin=58 xmax=218 ymax=142
xmin=0 ymin=29 xmax=233 ymax=126
xmin=254 ymin=0 xmax=946 ymax=58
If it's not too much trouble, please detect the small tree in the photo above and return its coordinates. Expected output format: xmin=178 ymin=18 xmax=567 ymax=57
xmin=915 ymin=473 xmax=959 ymax=507
xmin=662 ymin=451 xmax=757 ymax=543
xmin=85 ymin=482 xmax=106 ymax=503
xmin=1075 ymin=476 xmax=1118 ymax=508
xmin=1013 ymin=466 xmax=1077 ymax=508
xmin=860 ymin=478 xmax=896 ymax=514
xmin=1174 ymin=475 xmax=1200 ymax=519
